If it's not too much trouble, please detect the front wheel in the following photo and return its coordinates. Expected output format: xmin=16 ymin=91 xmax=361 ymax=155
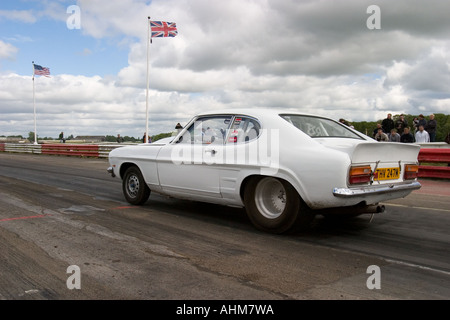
xmin=122 ymin=166 xmax=150 ymax=205
xmin=243 ymin=176 xmax=314 ymax=234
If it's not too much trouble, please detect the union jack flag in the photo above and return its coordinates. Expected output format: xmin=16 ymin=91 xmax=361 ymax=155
xmin=33 ymin=64 xmax=50 ymax=77
xmin=150 ymin=21 xmax=178 ymax=38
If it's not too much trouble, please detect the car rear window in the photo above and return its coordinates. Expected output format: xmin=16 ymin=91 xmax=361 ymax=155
xmin=280 ymin=114 xmax=363 ymax=139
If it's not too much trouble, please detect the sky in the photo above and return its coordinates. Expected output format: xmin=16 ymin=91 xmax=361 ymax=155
xmin=0 ymin=0 xmax=449 ymax=139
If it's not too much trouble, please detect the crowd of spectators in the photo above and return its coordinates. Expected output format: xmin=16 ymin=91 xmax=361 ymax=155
xmin=372 ymin=113 xmax=437 ymax=143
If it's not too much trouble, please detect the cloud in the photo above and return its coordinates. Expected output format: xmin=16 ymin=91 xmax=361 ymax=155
xmin=0 ymin=72 xmax=198 ymax=138
xmin=0 ymin=40 xmax=18 ymax=60
xmin=0 ymin=0 xmax=449 ymax=139
xmin=0 ymin=10 xmax=37 ymax=23
xmin=383 ymin=44 xmax=450 ymax=103
xmin=77 ymin=48 xmax=93 ymax=56
xmin=2 ymin=34 xmax=33 ymax=43
xmin=76 ymin=0 xmax=152 ymax=39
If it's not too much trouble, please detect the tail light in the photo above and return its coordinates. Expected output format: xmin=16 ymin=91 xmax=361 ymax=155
xmin=404 ymin=164 xmax=419 ymax=180
xmin=349 ymin=165 xmax=372 ymax=185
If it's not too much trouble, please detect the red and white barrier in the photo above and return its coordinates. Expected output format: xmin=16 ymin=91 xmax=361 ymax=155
xmin=418 ymin=148 xmax=450 ymax=179
xmin=41 ymin=144 xmax=100 ymax=157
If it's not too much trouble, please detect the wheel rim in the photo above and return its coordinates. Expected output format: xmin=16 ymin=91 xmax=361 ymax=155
xmin=254 ymin=177 xmax=287 ymax=219
xmin=126 ymin=174 xmax=140 ymax=198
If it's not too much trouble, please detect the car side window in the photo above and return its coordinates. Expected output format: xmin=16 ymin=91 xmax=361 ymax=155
xmin=227 ymin=116 xmax=261 ymax=144
xmin=280 ymin=114 xmax=363 ymax=139
xmin=178 ymin=116 xmax=232 ymax=145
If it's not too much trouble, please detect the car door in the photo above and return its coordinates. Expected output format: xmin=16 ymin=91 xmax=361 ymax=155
xmin=156 ymin=115 xmax=232 ymax=200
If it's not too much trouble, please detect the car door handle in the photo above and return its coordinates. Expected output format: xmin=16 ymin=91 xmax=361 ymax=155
xmin=205 ymin=149 xmax=217 ymax=155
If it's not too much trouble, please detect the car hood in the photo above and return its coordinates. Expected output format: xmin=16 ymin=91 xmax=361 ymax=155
xmin=150 ymin=137 xmax=174 ymax=145
xmin=314 ymin=138 xmax=420 ymax=163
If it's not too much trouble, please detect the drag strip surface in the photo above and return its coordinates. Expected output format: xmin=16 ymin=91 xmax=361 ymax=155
xmin=0 ymin=153 xmax=449 ymax=300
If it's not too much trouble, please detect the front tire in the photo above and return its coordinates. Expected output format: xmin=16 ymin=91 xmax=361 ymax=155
xmin=244 ymin=176 xmax=313 ymax=234
xmin=122 ymin=166 xmax=150 ymax=205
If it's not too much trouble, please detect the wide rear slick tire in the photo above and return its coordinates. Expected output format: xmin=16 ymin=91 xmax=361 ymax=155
xmin=122 ymin=166 xmax=151 ymax=205
xmin=244 ymin=176 xmax=314 ymax=234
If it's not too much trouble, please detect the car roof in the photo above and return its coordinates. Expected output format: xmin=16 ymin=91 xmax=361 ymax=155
xmin=195 ymin=108 xmax=320 ymax=119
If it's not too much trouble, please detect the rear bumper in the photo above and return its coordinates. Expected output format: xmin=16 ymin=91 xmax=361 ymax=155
xmin=333 ymin=181 xmax=421 ymax=198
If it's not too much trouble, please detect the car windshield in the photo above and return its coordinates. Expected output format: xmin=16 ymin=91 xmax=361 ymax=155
xmin=280 ymin=114 xmax=363 ymax=139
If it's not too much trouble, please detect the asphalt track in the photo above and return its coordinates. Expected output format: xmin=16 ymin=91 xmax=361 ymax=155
xmin=0 ymin=153 xmax=448 ymax=303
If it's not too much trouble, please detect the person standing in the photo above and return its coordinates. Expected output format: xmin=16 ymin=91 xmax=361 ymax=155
xmin=425 ymin=114 xmax=437 ymax=142
xmin=388 ymin=129 xmax=401 ymax=142
xmin=375 ymin=128 xmax=389 ymax=142
xmin=59 ymin=131 xmax=65 ymax=143
xmin=373 ymin=123 xmax=383 ymax=138
xmin=412 ymin=117 xmax=419 ymax=133
xmin=175 ymin=123 xmax=183 ymax=134
xmin=400 ymin=127 xmax=415 ymax=143
xmin=415 ymin=125 xmax=430 ymax=143
xmin=395 ymin=114 xmax=408 ymax=135
xmin=417 ymin=114 xmax=427 ymax=129
xmin=339 ymin=118 xmax=353 ymax=128
xmin=142 ymin=132 xmax=152 ymax=143
xmin=381 ymin=113 xmax=395 ymax=134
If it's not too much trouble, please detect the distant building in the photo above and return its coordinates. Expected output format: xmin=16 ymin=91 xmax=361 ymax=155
xmin=0 ymin=137 xmax=24 ymax=143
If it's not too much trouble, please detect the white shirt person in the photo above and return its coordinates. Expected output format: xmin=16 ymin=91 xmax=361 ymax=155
xmin=415 ymin=125 xmax=430 ymax=143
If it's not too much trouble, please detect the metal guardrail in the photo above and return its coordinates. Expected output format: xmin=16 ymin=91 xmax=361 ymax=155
xmin=418 ymin=148 xmax=450 ymax=163
xmin=98 ymin=144 xmax=126 ymax=158
xmin=0 ymin=143 xmax=126 ymax=158
xmin=2 ymin=143 xmax=41 ymax=154
xmin=418 ymin=148 xmax=450 ymax=179
xmin=41 ymin=144 xmax=100 ymax=157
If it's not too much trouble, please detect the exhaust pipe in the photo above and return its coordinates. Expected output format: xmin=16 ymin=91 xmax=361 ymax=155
xmin=352 ymin=204 xmax=385 ymax=214
xmin=366 ymin=204 xmax=385 ymax=214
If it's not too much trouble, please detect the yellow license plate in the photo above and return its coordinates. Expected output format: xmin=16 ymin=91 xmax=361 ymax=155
xmin=375 ymin=167 xmax=400 ymax=181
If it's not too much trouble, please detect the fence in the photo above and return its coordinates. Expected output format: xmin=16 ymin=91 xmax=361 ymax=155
xmin=0 ymin=142 xmax=449 ymax=179
xmin=1 ymin=143 xmax=41 ymax=154
xmin=0 ymin=143 xmax=122 ymax=158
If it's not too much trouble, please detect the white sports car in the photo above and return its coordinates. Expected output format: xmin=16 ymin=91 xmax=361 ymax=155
xmin=107 ymin=109 xmax=421 ymax=234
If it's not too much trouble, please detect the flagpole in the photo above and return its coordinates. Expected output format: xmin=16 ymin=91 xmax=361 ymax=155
xmin=145 ymin=16 xmax=151 ymax=143
xmin=32 ymin=61 xmax=37 ymax=145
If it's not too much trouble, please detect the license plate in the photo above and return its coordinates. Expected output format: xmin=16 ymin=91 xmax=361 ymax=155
xmin=375 ymin=167 xmax=400 ymax=181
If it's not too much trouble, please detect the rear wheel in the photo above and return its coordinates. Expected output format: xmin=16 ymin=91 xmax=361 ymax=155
xmin=244 ymin=176 xmax=314 ymax=234
xmin=122 ymin=166 xmax=150 ymax=205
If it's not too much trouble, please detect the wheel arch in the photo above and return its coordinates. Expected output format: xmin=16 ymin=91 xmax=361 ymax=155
xmin=239 ymin=172 xmax=311 ymax=209
xmin=119 ymin=162 xmax=139 ymax=179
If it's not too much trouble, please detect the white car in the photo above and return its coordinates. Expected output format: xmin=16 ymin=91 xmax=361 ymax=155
xmin=107 ymin=109 xmax=421 ymax=234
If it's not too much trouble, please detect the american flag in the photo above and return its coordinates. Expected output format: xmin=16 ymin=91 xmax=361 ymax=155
xmin=33 ymin=64 xmax=50 ymax=76
xmin=150 ymin=21 xmax=178 ymax=38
